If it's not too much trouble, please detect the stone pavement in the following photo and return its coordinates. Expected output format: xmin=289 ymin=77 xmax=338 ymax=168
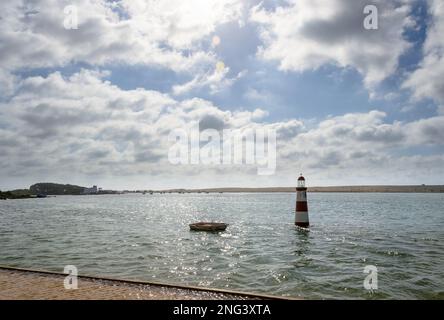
xmin=0 ymin=267 xmax=272 ymax=300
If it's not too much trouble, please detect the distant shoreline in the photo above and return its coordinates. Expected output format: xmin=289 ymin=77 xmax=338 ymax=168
xmin=2 ymin=184 xmax=443 ymax=199
xmin=154 ymin=185 xmax=444 ymax=193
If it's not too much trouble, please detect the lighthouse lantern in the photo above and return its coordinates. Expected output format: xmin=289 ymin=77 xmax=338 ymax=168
xmin=297 ymin=175 xmax=305 ymax=188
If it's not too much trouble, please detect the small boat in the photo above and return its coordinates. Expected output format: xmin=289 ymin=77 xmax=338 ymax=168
xmin=189 ymin=222 xmax=228 ymax=232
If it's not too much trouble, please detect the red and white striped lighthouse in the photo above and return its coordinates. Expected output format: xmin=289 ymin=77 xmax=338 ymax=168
xmin=295 ymin=174 xmax=309 ymax=228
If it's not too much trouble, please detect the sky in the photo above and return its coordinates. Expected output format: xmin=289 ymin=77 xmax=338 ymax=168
xmin=0 ymin=0 xmax=443 ymax=190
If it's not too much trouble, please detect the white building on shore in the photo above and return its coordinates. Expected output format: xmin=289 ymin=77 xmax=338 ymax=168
xmin=83 ymin=185 xmax=98 ymax=194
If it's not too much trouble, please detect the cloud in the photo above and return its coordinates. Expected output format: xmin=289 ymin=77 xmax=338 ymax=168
xmin=121 ymin=0 xmax=243 ymax=48
xmin=0 ymin=0 xmax=242 ymax=74
xmin=1 ymin=1 xmax=443 ymax=188
xmin=172 ymin=63 xmax=246 ymax=95
xmin=2 ymin=69 xmax=443 ymax=188
xmin=250 ymin=0 xmax=414 ymax=89
xmin=0 ymin=70 xmax=18 ymax=97
xmin=0 ymin=0 xmax=247 ymax=101
xmin=277 ymin=110 xmax=444 ymax=182
xmin=405 ymin=115 xmax=444 ymax=145
xmin=403 ymin=0 xmax=444 ymax=105
xmin=199 ymin=114 xmax=227 ymax=131
xmin=0 ymin=70 xmax=272 ymax=179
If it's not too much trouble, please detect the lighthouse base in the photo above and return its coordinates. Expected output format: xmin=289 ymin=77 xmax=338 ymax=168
xmin=295 ymin=211 xmax=309 ymax=228
xmin=295 ymin=222 xmax=309 ymax=228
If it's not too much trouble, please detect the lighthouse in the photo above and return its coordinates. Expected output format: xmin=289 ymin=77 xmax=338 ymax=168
xmin=295 ymin=174 xmax=309 ymax=228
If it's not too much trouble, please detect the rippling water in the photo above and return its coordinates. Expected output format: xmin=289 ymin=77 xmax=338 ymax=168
xmin=0 ymin=193 xmax=443 ymax=299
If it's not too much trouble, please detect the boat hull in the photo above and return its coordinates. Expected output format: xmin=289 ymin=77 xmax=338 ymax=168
xmin=189 ymin=222 xmax=228 ymax=232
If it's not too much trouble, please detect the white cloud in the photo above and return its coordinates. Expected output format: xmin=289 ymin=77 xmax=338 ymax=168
xmin=282 ymin=110 xmax=444 ymax=162
xmin=121 ymin=0 xmax=243 ymax=49
xmin=0 ymin=0 xmax=242 ymax=74
xmin=1 ymin=1 xmax=443 ymax=188
xmin=276 ymin=109 xmax=444 ymax=185
xmin=250 ymin=0 xmax=414 ymax=89
xmin=0 ymin=70 xmax=18 ymax=97
xmin=403 ymin=0 xmax=444 ymax=105
xmin=0 ymin=70 xmax=271 ymax=180
xmin=243 ymin=87 xmax=275 ymax=103
xmin=172 ymin=63 xmax=246 ymax=95
xmin=2 ymin=69 xmax=444 ymax=188
xmin=0 ymin=0 xmax=246 ymax=101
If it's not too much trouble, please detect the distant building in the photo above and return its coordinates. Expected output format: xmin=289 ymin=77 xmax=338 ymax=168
xmin=83 ymin=185 xmax=98 ymax=194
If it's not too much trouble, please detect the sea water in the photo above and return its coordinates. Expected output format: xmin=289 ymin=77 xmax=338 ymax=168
xmin=0 ymin=193 xmax=443 ymax=299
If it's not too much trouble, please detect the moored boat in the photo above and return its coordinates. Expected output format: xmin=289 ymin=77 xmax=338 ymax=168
xmin=189 ymin=222 xmax=228 ymax=232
